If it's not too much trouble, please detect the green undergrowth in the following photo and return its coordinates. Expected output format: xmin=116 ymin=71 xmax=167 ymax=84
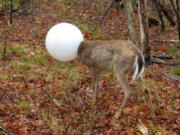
xmin=104 ymin=71 xmax=115 ymax=77
xmin=171 ymin=66 xmax=180 ymax=75
xmin=173 ymin=37 xmax=180 ymax=46
xmin=18 ymin=100 xmax=33 ymax=110
xmin=0 ymin=44 xmax=80 ymax=86
xmin=167 ymin=39 xmax=180 ymax=75
xmin=167 ymin=47 xmax=180 ymax=59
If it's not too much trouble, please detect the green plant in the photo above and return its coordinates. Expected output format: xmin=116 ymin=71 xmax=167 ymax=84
xmin=171 ymin=66 xmax=180 ymax=75
xmin=175 ymin=41 xmax=180 ymax=46
xmin=51 ymin=12 xmax=59 ymax=18
xmin=105 ymin=71 xmax=115 ymax=77
xmin=18 ymin=101 xmax=32 ymax=110
xmin=172 ymin=37 xmax=180 ymax=46
xmin=1 ymin=74 xmax=9 ymax=80
xmin=15 ymin=61 xmax=31 ymax=75
xmin=11 ymin=45 xmax=29 ymax=53
xmin=174 ymin=54 xmax=180 ymax=59
xmin=0 ymin=0 xmax=19 ymax=11
xmin=34 ymin=16 xmax=40 ymax=24
xmin=49 ymin=62 xmax=70 ymax=69
xmin=94 ymin=5 xmax=102 ymax=13
xmin=68 ymin=71 xmax=80 ymax=82
xmin=21 ymin=55 xmax=31 ymax=62
xmin=168 ymin=48 xmax=177 ymax=54
xmin=33 ymin=50 xmax=49 ymax=66
xmin=58 ymin=1 xmax=71 ymax=11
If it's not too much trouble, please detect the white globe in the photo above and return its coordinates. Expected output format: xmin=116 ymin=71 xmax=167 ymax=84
xmin=45 ymin=23 xmax=84 ymax=61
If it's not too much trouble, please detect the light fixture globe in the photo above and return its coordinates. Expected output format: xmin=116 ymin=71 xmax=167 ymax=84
xmin=45 ymin=23 xmax=84 ymax=61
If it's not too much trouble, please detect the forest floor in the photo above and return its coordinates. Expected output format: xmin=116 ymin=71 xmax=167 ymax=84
xmin=0 ymin=0 xmax=180 ymax=135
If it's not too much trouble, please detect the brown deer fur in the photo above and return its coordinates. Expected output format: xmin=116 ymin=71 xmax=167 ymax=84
xmin=78 ymin=40 xmax=154 ymax=119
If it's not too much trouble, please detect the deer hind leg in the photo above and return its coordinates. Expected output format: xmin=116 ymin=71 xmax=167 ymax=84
xmin=114 ymin=68 xmax=132 ymax=119
xmin=137 ymin=77 xmax=155 ymax=118
xmin=90 ymin=68 xmax=101 ymax=104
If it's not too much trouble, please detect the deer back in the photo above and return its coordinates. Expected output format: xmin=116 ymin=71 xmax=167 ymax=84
xmin=78 ymin=40 xmax=144 ymax=72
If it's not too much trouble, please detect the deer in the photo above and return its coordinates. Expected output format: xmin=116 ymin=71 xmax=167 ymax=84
xmin=78 ymin=40 xmax=155 ymax=119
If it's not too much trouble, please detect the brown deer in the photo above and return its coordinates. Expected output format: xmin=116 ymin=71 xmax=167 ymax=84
xmin=78 ymin=40 xmax=155 ymax=119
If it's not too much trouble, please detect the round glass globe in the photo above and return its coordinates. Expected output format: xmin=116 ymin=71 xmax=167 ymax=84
xmin=45 ymin=23 xmax=84 ymax=61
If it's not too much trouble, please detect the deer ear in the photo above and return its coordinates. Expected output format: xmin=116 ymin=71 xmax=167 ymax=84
xmin=45 ymin=23 xmax=84 ymax=61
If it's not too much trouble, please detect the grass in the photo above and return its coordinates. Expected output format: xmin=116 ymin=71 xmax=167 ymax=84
xmin=51 ymin=12 xmax=59 ymax=18
xmin=167 ymin=48 xmax=177 ymax=54
xmin=104 ymin=71 xmax=115 ymax=77
xmin=18 ymin=100 xmax=33 ymax=110
xmin=173 ymin=37 xmax=180 ymax=46
xmin=167 ymin=42 xmax=180 ymax=75
xmin=10 ymin=45 xmax=30 ymax=53
xmin=1 ymin=74 xmax=9 ymax=80
xmin=175 ymin=41 xmax=180 ymax=46
xmin=0 ymin=44 xmax=30 ymax=59
xmin=15 ymin=61 xmax=31 ymax=71
xmin=48 ymin=61 xmax=70 ymax=69
xmin=171 ymin=66 xmax=180 ymax=75
xmin=0 ymin=43 xmax=77 ymax=83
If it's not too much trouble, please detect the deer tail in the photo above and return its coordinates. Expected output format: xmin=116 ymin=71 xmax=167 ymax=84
xmin=132 ymin=55 xmax=145 ymax=80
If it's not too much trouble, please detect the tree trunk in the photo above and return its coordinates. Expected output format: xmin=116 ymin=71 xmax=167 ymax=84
xmin=9 ymin=0 xmax=13 ymax=25
xmin=101 ymin=0 xmax=123 ymax=24
xmin=152 ymin=0 xmax=176 ymax=26
xmin=19 ymin=0 xmax=34 ymax=15
xmin=170 ymin=0 xmax=180 ymax=41
xmin=176 ymin=0 xmax=180 ymax=41
xmin=151 ymin=0 xmax=165 ymax=31
xmin=138 ymin=0 xmax=151 ymax=65
xmin=125 ymin=0 xmax=137 ymax=45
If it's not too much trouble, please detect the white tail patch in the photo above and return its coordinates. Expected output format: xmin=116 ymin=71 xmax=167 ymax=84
xmin=137 ymin=65 xmax=144 ymax=79
xmin=132 ymin=55 xmax=145 ymax=81
xmin=132 ymin=56 xmax=139 ymax=81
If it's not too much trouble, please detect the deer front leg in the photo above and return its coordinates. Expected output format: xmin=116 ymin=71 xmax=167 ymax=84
xmin=114 ymin=70 xmax=132 ymax=119
xmin=90 ymin=68 xmax=101 ymax=104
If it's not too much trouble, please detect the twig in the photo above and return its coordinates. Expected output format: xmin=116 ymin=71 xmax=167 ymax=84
xmin=2 ymin=33 xmax=8 ymax=60
xmin=75 ymin=91 xmax=93 ymax=94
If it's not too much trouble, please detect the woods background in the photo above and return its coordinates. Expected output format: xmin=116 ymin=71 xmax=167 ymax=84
xmin=0 ymin=0 xmax=180 ymax=135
